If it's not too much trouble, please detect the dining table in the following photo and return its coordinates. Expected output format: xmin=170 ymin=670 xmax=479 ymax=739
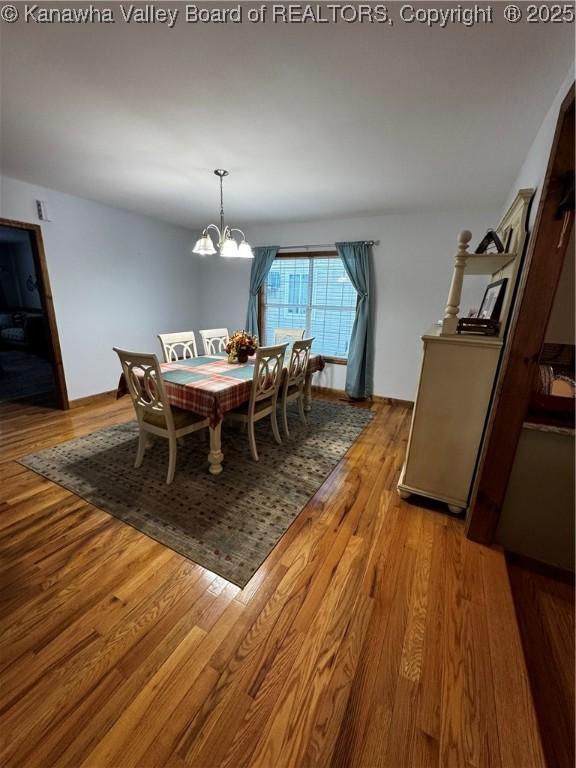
xmin=117 ymin=353 xmax=325 ymax=475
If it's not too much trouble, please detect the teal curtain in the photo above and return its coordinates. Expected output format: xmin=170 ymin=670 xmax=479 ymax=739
xmin=336 ymin=241 xmax=374 ymax=399
xmin=245 ymin=246 xmax=278 ymax=337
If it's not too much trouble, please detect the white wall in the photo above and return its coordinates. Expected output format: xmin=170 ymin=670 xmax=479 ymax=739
xmin=497 ymin=426 xmax=574 ymax=571
xmin=502 ymin=63 xmax=575 ymax=227
xmin=197 ymin=209 xmax=499 ymax=401
xmin=0 ymin=177 xmax=498 ymax=403
xmin=0 ymin=176 xmax=200 ymax=400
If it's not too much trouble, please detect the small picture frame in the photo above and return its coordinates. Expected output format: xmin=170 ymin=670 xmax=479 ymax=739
xmin=475 ymin=229 xmax=505 ymax=254
xmin=478 ymin=278 xmax=508 ymax=321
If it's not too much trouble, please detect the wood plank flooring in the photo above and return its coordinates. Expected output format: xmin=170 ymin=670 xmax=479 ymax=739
xmin=0 ymin=395 xmax=546 ymax=767
xmin=507 ymin=557 xmax=575 ymax=768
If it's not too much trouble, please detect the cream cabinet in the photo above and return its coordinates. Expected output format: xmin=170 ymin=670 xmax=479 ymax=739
xmin=397 ymin=331 xmax=502 ymax=513
xmin=397 ymin=190 xmax=533 ymax=514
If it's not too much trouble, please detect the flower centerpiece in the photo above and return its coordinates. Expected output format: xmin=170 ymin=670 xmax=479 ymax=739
xmin=226 ymin=330 xmax=258 ymax=364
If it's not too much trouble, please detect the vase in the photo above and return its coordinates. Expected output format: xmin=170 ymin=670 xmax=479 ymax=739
xmin=237 ymin=349 xmax=249 ymax=364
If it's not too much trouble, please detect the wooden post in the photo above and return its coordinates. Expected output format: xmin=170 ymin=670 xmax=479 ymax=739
xmin=442 ymin=230 xmax=472 ymax=335
xmin=466 ymin=87 xmax=575 ymax=544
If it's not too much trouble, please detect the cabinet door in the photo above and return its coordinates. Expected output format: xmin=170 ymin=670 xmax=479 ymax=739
xmin=403 ymin=340 xmax=500 ymax=504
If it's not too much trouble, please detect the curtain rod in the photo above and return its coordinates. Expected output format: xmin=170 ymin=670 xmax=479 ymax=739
xmin=277 ymin=240 xmax=377 ymax=250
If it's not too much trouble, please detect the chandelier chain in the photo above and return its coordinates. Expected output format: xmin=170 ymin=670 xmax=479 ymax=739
xmin=192 ymin=169 xmax=253 ymax=258
xmin=219 ymin=174 xmax=224 ymax=221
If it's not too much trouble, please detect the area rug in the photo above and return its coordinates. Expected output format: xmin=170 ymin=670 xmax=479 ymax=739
xmin=19 ymin=401 xmax=374 ymax=587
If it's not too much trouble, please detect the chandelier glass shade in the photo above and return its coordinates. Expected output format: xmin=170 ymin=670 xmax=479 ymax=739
xmin=193 ymin=169 xmax=253 ymax=259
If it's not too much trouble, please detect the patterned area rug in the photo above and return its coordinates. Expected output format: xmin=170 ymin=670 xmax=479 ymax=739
xmin=20 ymin=401 xmax=374 ymax=587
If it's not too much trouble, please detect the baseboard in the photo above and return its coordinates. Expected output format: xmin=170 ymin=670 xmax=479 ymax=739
xmin=372 ymin=394 xmax=414 ymax=409
xmin=69 ymin=389 xmax=118 ymax=409
xmin=506 ymin=551 xmax=575 ymax=585
xmin=312 ymin=385 xmax=414 ymax=409
xmin=311 ymin=385 xmax=349 ymax=400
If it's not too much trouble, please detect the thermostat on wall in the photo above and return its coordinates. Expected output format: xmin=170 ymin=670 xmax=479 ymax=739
xmin=36 ymin=200 xmax=52 ymax=221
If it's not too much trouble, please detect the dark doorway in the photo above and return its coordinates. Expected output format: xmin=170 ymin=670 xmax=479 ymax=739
xmin=0 ymin=220 xmax=68 ymax=409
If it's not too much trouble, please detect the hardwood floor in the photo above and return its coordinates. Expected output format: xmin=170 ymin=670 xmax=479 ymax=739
xmin=0 ymin=395 xmax=546 ymax=767
xmin=507 ymin=556 xmax=575 ymax=768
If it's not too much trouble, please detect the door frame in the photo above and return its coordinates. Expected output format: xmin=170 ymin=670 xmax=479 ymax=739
xmin=0 ymin=217 xmax=69 ymax=409
xmin=466 ymin=85 xmax=574 ymax=544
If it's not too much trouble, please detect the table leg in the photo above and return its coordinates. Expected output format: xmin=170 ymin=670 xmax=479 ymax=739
xmin=303 ymin=373 xmax=313 ymax=413
xmin=208 ymin=422 xmax=223 ymax=475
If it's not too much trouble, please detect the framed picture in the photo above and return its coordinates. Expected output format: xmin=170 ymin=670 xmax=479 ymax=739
xmin=474 ymin=229 xmax=505 ymax=254
xmin=478 ymin=278 xmax=508 ymax=321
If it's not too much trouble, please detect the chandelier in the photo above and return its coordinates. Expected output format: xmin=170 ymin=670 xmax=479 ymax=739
xmin=192 ymin=169 xmax=253 ymax=258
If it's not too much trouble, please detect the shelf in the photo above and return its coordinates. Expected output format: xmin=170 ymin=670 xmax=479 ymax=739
xmin=423 ymin=326 xmax=503 ymax=347
xmin=465 ymin=252 xmax=516 ymax=275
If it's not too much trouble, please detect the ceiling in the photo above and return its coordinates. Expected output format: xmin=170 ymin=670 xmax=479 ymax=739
xmin=1 ymin=5 xmax=573 ymax=228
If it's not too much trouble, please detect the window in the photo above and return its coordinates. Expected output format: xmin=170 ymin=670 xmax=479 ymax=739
xmin=288 ymin=274 xmax=307 ymax=306
xmin=261 ymin=255 xmax=356 ymax=359
xmin=268 ymin=271 xmax=281 ymax=291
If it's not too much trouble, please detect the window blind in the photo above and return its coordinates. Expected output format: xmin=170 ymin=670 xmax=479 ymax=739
xmin=262 ymin=256 xmax=356 ymax=358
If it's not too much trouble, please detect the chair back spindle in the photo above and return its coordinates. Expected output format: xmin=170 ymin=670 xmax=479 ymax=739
xmin=200 ymin=328 xmax=229 ymax=355
xmin=287 ymin=338 xmax=314 ymax=388
xmin=273 ymin=328 xmax=305 ymax=346
xmin=114 ymin=348 xmax=174 ymax=430
xmin=250 ymin=343 xmax=288 ymax=406
xmin=158 ymin=331 xmax=198 ymax=362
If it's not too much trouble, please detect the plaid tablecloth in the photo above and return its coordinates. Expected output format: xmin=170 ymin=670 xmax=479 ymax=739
xmin=117 ymin=354 xmax=325 ymax=428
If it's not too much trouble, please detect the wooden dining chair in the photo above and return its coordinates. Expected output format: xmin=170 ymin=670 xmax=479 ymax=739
xmin=200 ymin=328 xmax=229 ymax=355
xmin=225 ymin=343 xmax=288 ymax=461
xmin=280 ymin=337 xmax=314 ymax=437
xmin=158 ymin=331 xmax=198 ymax=362
xmin=114 ymin=348 xmax=209 ymax=484
xmin=273 ymin=328 xmax=305 ymax=346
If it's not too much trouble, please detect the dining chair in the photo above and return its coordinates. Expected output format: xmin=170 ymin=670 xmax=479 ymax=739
xmin=225 ymin=343 xmax=288 ymax=461
xmin=114 ymin=348 xmax=209 ymax=484
xmin=280 ymin=337 xmax=314 ymax=437
xmin=200 ymin=328 xmax=229 ymax=355
xmin=274 ymin=328 xmax=305 ymax=346
xmin=158 ymin=331 xmax=198 ymax=362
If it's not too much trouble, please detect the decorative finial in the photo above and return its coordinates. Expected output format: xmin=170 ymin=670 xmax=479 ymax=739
xmin=442 ymin=229 xmax=472 ymax=334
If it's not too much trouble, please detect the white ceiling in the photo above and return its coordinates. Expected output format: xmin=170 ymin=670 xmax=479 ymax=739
xmin=1 ymin=7 xmax=573 ymax=228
